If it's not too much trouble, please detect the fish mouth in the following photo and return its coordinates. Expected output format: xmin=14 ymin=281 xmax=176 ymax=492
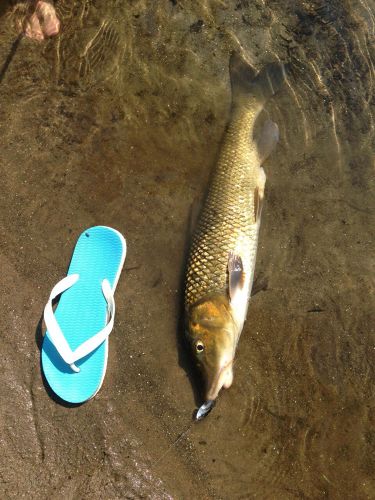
xmin=206 ymin=358 xmax=234 ymax=401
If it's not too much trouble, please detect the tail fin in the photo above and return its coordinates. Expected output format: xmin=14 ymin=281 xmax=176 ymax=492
xmin=230 ymin=52 xmax=288 ymax=107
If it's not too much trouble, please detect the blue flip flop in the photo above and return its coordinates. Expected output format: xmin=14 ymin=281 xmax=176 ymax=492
xmin=41 ymin=226 xmax=126 ymax=403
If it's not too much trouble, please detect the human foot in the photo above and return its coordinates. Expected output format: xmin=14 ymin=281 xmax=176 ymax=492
xmin=23 ymin=1 xmax=60 ymax=41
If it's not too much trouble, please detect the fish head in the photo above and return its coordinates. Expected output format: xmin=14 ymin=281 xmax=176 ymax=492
xmin=187 ymin=295 xmax=237 ymax=401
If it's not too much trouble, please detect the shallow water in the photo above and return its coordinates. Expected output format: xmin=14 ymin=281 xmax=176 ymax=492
xmin=0 ymin=0 xmax=374 ymax=498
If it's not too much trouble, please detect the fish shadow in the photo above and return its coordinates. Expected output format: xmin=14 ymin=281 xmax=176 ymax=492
xmin=35 ymin=309 xmax=84 ymax=409
xmin=175 ymin=208 xmax=206 ymax=410
xmin=176 ymin=311 xmax=205 ymax=409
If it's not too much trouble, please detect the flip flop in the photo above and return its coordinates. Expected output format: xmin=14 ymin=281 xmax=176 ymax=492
xmin=41 ymin=226 xmax=126 ymax=403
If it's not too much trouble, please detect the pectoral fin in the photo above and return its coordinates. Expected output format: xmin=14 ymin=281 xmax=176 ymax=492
xmin=228 ymin=252 xmax=245 ymax=302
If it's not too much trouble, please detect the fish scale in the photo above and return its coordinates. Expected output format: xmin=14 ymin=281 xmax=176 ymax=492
xmin=185 ymin=108 xmax=261 ymax=309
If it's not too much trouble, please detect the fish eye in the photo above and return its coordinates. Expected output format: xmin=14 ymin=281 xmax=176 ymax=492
xmin=196 ymin=341 xmax=205 ymax=353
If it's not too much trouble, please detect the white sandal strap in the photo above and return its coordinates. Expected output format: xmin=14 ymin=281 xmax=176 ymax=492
xmin=43 ymin=274 xmax=115 ymax=373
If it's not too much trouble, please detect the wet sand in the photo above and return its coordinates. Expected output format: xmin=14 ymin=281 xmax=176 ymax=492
xmin=0 ymin=0 xmax=374 ymax=498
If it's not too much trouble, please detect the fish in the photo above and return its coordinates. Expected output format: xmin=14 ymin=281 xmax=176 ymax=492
xmin=184 ymin=51 xmax=287 ymax=420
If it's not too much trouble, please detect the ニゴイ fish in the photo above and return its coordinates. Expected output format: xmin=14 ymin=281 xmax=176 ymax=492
xmin=185 ymin=52 xmax=287 ymax=419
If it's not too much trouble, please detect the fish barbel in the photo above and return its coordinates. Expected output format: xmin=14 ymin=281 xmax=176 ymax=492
xmin=185 ymin=52 xmax=287 ymax=419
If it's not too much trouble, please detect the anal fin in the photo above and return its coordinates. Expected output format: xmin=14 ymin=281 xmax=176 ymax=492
xmin=255 ymin=120 xmax=279 ymax=163
xmin=254 ymin=168 xmax=266 ymax=222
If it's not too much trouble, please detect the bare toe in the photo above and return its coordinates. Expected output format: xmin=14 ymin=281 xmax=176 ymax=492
xmin=35 ymin=1 xmax=60 ymax=38
xmin=24 ymin=12 xmax=44 ymax=41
